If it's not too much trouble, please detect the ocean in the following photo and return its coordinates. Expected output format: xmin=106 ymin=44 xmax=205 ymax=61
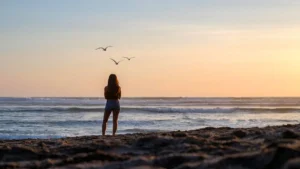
xmin=0 ymin=97 xmax=299 ymax=139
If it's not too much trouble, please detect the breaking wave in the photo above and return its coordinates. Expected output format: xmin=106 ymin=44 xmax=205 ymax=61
xmin=1 ymin=107 xmax=300 ymax=113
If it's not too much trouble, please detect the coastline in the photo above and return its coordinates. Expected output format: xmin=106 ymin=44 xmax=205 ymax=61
xmin=0 ymin=124 xmax=299 ymax=169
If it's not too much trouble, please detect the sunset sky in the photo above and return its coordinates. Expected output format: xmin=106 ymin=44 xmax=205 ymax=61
xmin=1 ymin=0 xmax=300 ymax=97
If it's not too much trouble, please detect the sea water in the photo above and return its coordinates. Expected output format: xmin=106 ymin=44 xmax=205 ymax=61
xmin=0 ymin=97 xmax=299 ymax=139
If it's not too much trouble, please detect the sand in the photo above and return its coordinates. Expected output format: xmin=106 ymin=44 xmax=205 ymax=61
xmin=0 ymin=124 xmax=299 ymax=169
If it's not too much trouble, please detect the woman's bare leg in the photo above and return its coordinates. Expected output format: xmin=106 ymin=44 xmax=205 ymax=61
xmin=102 ymin=110 xmax=111 ymax=136
xmin=112 ymin=110 xmax=120 ymax=136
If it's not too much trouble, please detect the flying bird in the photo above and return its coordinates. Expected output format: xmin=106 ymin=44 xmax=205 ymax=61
xmin=110 ymin=58 xmax=123 ymax=65
xmin=95 ymin=46 xmax=112 ymax=51
xmin=123 ymin=57 xmax=135 ymax=61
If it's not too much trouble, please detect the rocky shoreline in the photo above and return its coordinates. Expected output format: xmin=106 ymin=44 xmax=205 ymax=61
xmin=0 ymin=124 xmax=299 ymax=169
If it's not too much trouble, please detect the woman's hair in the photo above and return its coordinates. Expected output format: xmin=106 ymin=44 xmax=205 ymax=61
xmin=107 ymin=74 xmax=120 ymax=91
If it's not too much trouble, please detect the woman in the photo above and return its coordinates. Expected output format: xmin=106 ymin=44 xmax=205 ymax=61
xmin=102 ymin=74 xmax=121 ymax=136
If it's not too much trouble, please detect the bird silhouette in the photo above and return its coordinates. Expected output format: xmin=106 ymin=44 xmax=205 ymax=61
xmin=110 ymin=58 xmax=123 ymax=65
xmin=123 ymin=57 xmax=135 ymax=61
xmin=95 ymin=46 xmax=112 ymax=51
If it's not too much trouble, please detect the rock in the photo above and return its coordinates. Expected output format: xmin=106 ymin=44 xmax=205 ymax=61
xmin=135 ymin=135 xmax=175 ymax=149
xmin=176 ymin=150 xmax=274 ymax=169
xmin=129 ymin=166 xmax=165 ymax=169
xmin=264 ymin=144 xmax=300 ymax=169
xmin=172 ymin=132 xmax=188 ymax=137
xmin=282 ymin=130 xmax=300 ymax=139
xmin=153 ymin=153 xmax=208 ymax=169
xmin=232 ymin=130 xmax=247 ymax=138
xmin=100 ymin=157 xmax=153 ymax=169
xmin=283 ymin=158 xmax=300 ymax=169
xmin=0 ymin=145 xmax=44 ymax=162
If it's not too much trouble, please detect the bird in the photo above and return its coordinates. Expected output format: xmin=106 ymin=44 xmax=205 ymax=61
xmin=95 ymin=46 xmax=112 ymax=51
xmin=110 ymin=58 xmax=123 ymax=65
xmin=123 ymin=57 xmax=135 ymax=61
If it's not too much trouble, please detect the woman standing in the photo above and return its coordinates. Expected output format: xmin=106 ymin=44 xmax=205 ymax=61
xmin=102 ymin=74 xmax=121 ymax=136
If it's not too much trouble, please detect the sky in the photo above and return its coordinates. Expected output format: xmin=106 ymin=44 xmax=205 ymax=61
xmin=1 ymin=0 xmax=300 ymax=97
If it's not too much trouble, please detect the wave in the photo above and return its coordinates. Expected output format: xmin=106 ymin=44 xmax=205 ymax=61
xmin=0 ymin=107 xmax=102 ymax=113
xmin=0 ymin=119 xmax=158 ymax=127
xmin=2 ymin=97 xmax=300 ymax=107
xmin=1 ymin=106 xmax=300 ymax=113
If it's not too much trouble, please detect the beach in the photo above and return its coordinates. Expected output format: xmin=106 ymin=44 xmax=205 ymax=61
xmin=0 ymin=124 xmax=299 ymax=169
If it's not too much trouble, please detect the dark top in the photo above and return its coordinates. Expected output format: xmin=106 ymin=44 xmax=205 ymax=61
xmin=104 ymin=86 xmax=121 ymax=100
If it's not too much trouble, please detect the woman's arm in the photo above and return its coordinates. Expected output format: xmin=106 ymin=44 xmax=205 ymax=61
xmin=118 ymin=88 xmax=121 ymax=99
xmin=104 ymin=87 xmax=108 ymax=99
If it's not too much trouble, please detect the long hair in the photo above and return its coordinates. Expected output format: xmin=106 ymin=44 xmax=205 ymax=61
xmin=107 ymin=74 xmax=120 ymax=92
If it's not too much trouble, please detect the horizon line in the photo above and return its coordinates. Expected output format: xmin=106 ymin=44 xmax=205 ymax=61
xmin=1 ymin=96 xmax=300 ymax=99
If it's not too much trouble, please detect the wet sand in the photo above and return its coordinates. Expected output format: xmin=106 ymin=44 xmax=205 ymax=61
xmin=0 ymin=124 xmax=299 ymax=169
